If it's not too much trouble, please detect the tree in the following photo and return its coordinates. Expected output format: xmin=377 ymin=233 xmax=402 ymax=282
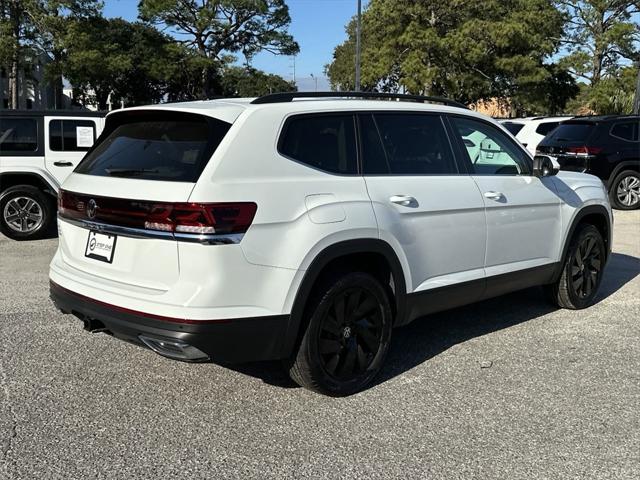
xmin=0 ymin=0 xmax=102 ymax=109
xmin=28 ymin=1 xmax=103 ymax=108
xmin=326 ymin=0 xmax=577 ymax=113
xmin=567 ymin=65 xmax=638 ymax=114
xmin=0 ymin=0 xmax=31 ymax=108
xmin=556 ymin=1 xmax=639 ymax=86
xmin=138 ymin=0 xmax=299 ymax=99
xmin=220 ymin=66 xmax=295 ymax=97
xmin=59 ymin=17 xmax=182 ymax=109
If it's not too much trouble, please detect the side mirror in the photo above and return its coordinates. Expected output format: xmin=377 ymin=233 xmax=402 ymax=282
xmin=533 ymin=155 xmax=558 ymax=178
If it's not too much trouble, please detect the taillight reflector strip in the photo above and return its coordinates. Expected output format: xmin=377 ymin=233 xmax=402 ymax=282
xmin=58 ymin=190 xmax=257 ymax=236
xmin=566 ymin=146 xmax=603 ymax=156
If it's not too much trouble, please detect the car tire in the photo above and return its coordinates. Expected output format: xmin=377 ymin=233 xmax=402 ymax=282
xmin=544 ymin=224 xmax=606 ymax=309
xmin=289 ymin=272 xmax=393 ymax=396
xmin=610 ymin=170 xmax=640 ymax=210
xmin=0 ymin=185 xmax=54 ymax=240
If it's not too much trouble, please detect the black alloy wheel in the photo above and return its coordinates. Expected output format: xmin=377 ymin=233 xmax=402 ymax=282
xmin=544 ymin=224 xmax=606 ymax=309
xmin=317 ymin=287 xmax=384 ymax=380
xmin=569 ymin=234 xmax=603 ymax=299
xmin=289 ymin=272 xmax=393 ymax=396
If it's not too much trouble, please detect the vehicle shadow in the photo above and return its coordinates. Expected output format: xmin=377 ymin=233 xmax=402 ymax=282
xmin=227 ymin=252 xmax=639 ymax=392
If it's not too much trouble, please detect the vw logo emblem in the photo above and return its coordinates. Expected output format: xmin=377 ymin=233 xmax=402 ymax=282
xmin=87 ymin=199 xmax=98 ymax=219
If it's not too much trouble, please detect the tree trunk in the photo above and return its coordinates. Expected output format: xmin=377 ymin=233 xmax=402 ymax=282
xmin=633 ymin=62 xmax=640 ymax=115
xmin=93 ymin=86 xmax=110 ymax=111
xmin=8 ymin=0 xmax=20 ymax=109
xmin=201 ymin=66 xmax=210 ymax=99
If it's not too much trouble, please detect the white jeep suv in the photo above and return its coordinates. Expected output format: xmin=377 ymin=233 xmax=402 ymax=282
xmin=49 ymin=92 xmax=612 ymax=396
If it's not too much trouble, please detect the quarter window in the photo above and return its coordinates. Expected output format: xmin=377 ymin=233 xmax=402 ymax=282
xmin=610 ymin=122 xmax=638 ymax=142
xmin=49 ymin=120 xmax=96 ymax=151
xmin=279 ymin=114 xmax=357 ymax=174
xmin=502 ymin=122 xmax=525 ymax=136
xmin=361 ymin=113 xmax=457 ymax=175
xmin=0 ymin=118 xmax=38 ymax=152
xmin=451 ymin=117 xmax=530 ymax=175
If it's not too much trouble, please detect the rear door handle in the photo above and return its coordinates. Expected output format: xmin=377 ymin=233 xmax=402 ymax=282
xmin=390 ymin=195 xmax=417 ymax=207
xmin=484 ymin=191 xmax=504 ymax=200
xmin=53 ymin=161 xmax=73 ymax=167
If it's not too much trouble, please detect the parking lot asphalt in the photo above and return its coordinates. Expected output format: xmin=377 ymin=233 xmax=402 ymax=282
xmin=1 ymin=211 xmax=639 ymax=479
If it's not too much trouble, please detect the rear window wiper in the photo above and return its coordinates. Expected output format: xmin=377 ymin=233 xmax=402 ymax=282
xmin=105 ymin=168 xmax=161 ymax=176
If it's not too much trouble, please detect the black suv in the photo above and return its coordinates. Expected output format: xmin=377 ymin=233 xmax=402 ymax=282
xmin=537 ymin=115 xmax=640 ymax=210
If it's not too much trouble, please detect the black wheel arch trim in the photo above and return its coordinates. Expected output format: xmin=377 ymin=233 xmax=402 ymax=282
xmin=606 ymin=160 xmax=640 ymax=189
xmin=0 ymin=172 xmax=58 ymax=198
xmin=282 ymin=238 xmax=407 ymax=359
xmin=553 ymin=204 xmax=612 ymax=282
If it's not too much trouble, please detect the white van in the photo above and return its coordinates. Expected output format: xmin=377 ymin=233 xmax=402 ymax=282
xmin=0 ymin=110 xmax=105 ymax=239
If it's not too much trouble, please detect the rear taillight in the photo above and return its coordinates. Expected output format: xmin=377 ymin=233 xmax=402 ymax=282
xmin=144 ymin=203 xmax=257 ymax=235
xmin=566 ymin=146 xmax=602 ymax=156
xmin=58 ymin=190 xmax=257 ymax=236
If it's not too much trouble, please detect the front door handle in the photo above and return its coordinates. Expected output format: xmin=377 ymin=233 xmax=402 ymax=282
xmin=484 ymin=191 xmax=504 ymax=200
xmin=53 ymin=161 xmax=73 ymax=167
xmin=390 ymin=195 xmax=417 ymax=207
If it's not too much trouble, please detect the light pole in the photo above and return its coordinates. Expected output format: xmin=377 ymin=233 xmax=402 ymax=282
xmin=310 ymin=73 xmax=318 ymax=92
xmin=355 ymin=0 xmax=362 ymax=92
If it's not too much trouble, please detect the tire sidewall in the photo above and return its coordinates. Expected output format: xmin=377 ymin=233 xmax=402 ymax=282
xmin=0 ymin=186 xmax=53 ymax=240
xmin=300 ymin=272 xmax=393 ymax=396
xmin=564 ymin=225 xmax=606 ymax=308
xmin=610 ymin=171 xmax=640 ymax=210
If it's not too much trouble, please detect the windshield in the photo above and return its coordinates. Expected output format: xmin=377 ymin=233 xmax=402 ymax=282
xmin=547 ymin=123 xmax=594 ymax=143
xmin=75 ymin=111 xmax=231 ymax=182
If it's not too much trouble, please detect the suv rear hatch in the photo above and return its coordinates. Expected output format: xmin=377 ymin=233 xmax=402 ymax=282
xmin=55 ymin=108 xmax=241 ymax=293
xmin=536 ymin=120 xmax=598 ymax=172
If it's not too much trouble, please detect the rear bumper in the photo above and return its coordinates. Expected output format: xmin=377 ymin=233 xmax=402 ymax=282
xmin=50 ymin=281 xmax=289 ymax=363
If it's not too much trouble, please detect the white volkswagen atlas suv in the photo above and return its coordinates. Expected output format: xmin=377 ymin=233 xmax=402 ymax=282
xmin=50 ymin=92 xmax=613 ymax=396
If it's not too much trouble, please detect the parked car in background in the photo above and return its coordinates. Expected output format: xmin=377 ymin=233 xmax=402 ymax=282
xmin=50 ymin=92 xmax=612 ymax=396
xmin=537 ymin=115 xmax=640 ymax=210
xmin=501 ymin=116 xmax=573 ymax=155
xmin=0 ymin=110 xmax=105 ymax=239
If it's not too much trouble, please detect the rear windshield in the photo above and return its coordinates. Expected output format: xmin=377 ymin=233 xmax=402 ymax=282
xmin=502 ymin=122 xmax=524 ymax=135
xmin=75 ymin=111 xmax=231 ymax=182
xmin=547 ymin=123 xmax=594 ymax=143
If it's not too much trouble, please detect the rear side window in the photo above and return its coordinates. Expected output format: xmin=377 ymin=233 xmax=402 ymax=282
xmin=279 ymin=114 xmax=357 ymax=174
xmin=75 ymin=112 xmax=230 ymax=182
xmin=361 ymin=113 xmax=457 ymax=175
xmin=0 ymin=118 xmax=38 ymax=152
xmin=610 ymin=122 xmax=638 ymax=142
xmin=49 ymin=119 xmax=96 ymax=151
xmin=535 ymin=122 xmax=560 ymax=136
xmin=548 ymin=123 xmax=594 ymax=142
xmin=503 ymin=122 xmax=525 ymax=135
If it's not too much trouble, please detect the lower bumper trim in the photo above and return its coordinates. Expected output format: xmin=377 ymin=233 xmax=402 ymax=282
xmin=50 ymin=281 xmax=290 ymax=363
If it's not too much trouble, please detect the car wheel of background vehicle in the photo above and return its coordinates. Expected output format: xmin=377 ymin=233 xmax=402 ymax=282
xmin=0 ymin=185 xmax=54 ymax=240
xmin=610 ymin=170 xmax=640 ymax=210
xmin=544 ymin=224 xmax=606 ymax=309
xmin=288 ymin=272 xmax=393 ymax=396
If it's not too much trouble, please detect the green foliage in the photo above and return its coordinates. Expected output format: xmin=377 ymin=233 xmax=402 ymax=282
xmin=326 ymin=0 xmax=576 ymax=112
xmin=220 ymin=66 xmax=296 ymax=97
xmin=138 ymin=0 xmax=299 ymax=97
xmin=0 ymin=0 xmax=103 ymax=108
xmin=556 ymin=1 xmax=639 ymax=85
xmin=59 ymin=17 xmax=186 ymax=109
xmin=567 ymin=66 xmax=638 ymax=114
